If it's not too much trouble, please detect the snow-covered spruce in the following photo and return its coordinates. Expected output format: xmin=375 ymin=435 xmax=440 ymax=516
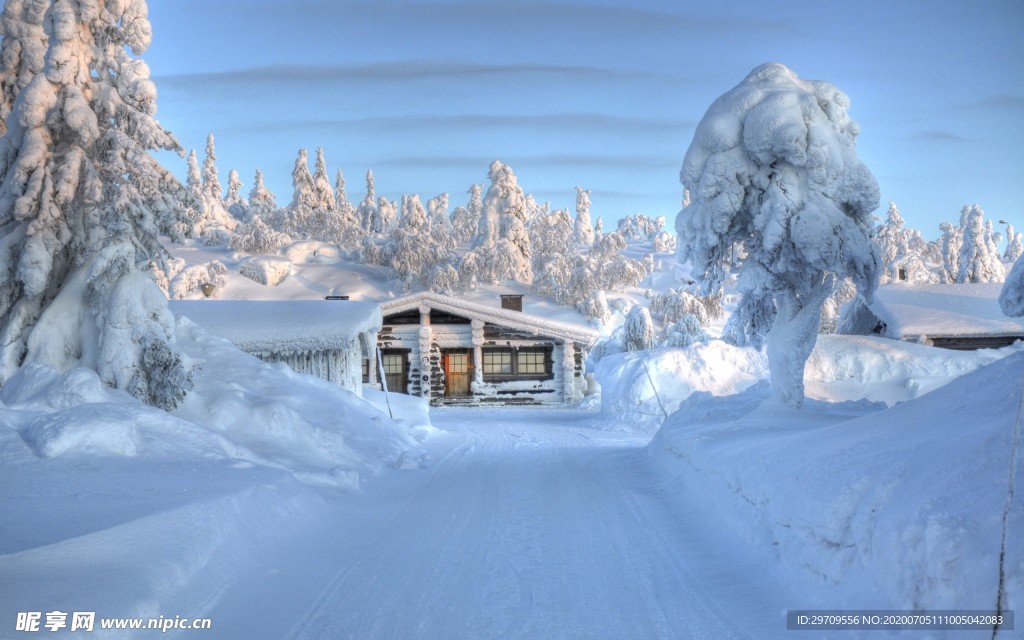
xmin=1000 ymin=254 xmax=1024 ymax=317
xmin=0 ymin=0 xmax=194 ymax=409
xmin=957 ymin=204 xmax=1005 ymax=283
xmin=676 ymin=62 xmax=880 ymax=406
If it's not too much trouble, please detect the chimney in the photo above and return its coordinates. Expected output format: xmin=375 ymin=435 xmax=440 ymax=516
xmin=500 ymin=294 xmax=523 ymax=312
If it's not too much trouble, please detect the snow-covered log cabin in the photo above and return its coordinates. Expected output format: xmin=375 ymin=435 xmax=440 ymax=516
xmin=371 ymin=292 xmax=598 ymax=406
xmin=171 ymin=300 xmax=381 ymax=396
xmin=840 ymin=283 xmax=1024 ymax=350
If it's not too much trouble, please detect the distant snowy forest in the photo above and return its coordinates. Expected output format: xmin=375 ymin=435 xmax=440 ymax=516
xmin=174 ymin=131 xmax=1022 ymax=346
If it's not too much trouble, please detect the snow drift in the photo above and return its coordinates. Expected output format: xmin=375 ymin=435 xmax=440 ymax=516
xmin=597 ymin=334 xmax=1024 ymax=431
xmin=1 ymin=316 xmax=422 ymax=489
xmin=648 ymin=351 xmax=1024 ymax=618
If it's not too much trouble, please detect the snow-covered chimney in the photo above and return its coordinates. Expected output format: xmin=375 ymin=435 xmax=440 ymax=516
xmin=500 ymin=294 xmax=523 ymax=312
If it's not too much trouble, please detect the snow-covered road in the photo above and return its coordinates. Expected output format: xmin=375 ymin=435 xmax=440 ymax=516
xmin=208 ymin=408 xmax=793 ymax=640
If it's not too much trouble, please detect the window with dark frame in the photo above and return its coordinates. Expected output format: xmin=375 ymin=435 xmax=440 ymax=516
xmin=361 ymin=358 xmax=369 ymax=383
xmin=481 ymin=346 xmax=552 ymax=380
xmin=517 ymin=348 xmax=547 ymax=375
xmin=482 ymin=349 xmax=513 ymax=375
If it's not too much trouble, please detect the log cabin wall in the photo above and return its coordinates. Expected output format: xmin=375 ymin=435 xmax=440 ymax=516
xmin=377 ymin=311 xmax=589 ymax=407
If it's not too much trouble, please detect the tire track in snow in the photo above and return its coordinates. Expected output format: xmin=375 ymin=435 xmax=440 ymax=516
xmin=287 ymin=409 xmax=775 ymax=639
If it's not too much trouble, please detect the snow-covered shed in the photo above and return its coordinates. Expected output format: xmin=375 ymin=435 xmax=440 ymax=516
xmin=372 ymin=292 xmax=598 ymax=406
xmin=171 ymin=300 xmax=381 ymax=396
xmin=840 ymin=283 xmax=1024 ymax=350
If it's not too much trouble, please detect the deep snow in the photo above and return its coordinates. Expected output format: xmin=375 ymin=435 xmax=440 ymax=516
xmin=3 ymin=345 xmax=1021 ymax=638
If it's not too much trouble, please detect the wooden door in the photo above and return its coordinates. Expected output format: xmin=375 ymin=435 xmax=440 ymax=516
xmin=444 ymin=350 xmax=472 ymax=397
xmin=380 ymin=350 xmax=408 ymax=394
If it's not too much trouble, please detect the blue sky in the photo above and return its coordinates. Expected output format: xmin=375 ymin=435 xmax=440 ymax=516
xmin=145 ymin=0 xmax=1024 ymax=238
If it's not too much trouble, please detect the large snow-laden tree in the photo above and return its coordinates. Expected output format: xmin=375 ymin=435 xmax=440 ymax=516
xmin=677 ymin=63 xmax=880 ymax=406
xmin=0 ymin=1 xmax=49 ymax=137
xmin=0 ymin=0 xmax=195 ymax=409
xmin=473 ymin=160 xmax=532 ymax=284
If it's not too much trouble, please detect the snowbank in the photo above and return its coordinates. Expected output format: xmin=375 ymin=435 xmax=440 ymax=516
xmin=282 ymin=240 xmax=342 ymax=264
xmin=240 ymin=256 xmax=292 ymax=286
xmin=648 ymin=352 xmax=1024 ymax=617
xmin=1 ymin=317 xmax=423 ymax=489
xmin=597 ymin=335 xmax=1024 ymax=431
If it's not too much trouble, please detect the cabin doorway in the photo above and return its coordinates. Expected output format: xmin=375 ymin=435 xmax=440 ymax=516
xmin=380 ymin=349 xmax=409 ymax=394
xmin=443 ymin=350 xmax=472 ymax=398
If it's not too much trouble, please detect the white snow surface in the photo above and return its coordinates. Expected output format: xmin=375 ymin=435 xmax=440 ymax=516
xmin=649 ymin=352 xmax=1024 ymax=626
xmin=865 ymin=282 xmax=1024 ymax=339
xmin=3 ymin=232 xmax=1021 ymax=637
xmin=1 ymin=316 xmax=422 ymax=489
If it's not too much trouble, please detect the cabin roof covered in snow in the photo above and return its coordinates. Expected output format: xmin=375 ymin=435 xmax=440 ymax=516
xmin=380 ymin=292 xmax=599 ymax=347
xmin=171 ymin=300 xmax=382 ymax=354
xmin=862 ymin=283 xmax=1024 ymax=339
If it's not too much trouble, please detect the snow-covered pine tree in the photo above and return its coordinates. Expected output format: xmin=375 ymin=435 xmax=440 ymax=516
xmin=201 ymin=132 xmax=221 ymax=203
xmin=472 ymin=161 xmax=532 ymax=283
xmin=999 ymin=254 xmax=1024 ymax=317
xmin=0 ymin=0 xmax=48 ymax=137
xmin=577 ymin=289 xmax=610 ymax=322
xmin=659 ymin=314 xmax=709 ymax=348
xmin=939 ymin=221 xmax=960 ymax=283
xmin=449 ymin=184 xmax=481 ymax=244
xmin=957 ymin=204 xmax=1004 ymax=283
xmin=531 ymin=208 xmax=574 ymax=275
xmin=1006 ymin=231 xmax=1023 ymax=263
xmin=289 ymin=147 xmax=316 ymax=212
xmin=376 ymin=195 xmax=398 ymax=235
xmin=358 ymin=169 xmax=379 ymax=233
xmin=247 ymin=168 xmax=277 ymax=217
xmin=334 ymin=168 xmax=354 ymax=218
xmin=399 ymin=193 xmax=429 ymax=232
xmin=228 ymin=215 xmax=291 ymax=255
xmin=225 ymin=169 xmax=244 ymax=207
xmin=677 ymin=63 xmax=880 ymax=406
xmin=623 ymin=306 xmax=654 ymax=352
xmin=311 ymin=147 xmax=336 ymax=212
xmin=0 ymin=0 xmax=194 ymax=409
xmin=186 ymin=148 xmax=202 ymax=200
xmin=876 ymin=202 xmax=906 ymax=282
xmin=428 ymin=192 xmax=452 ymax=232
xmin=573 ymin=186 xmax=594 ymax=250
xmin=332 ymin=168 xmax=360 ymax=249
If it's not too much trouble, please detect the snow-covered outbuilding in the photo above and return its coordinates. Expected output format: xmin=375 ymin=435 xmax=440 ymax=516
xmin=372 ymin=292 xmax=598 ymax=406
xmin=840 ymin=283 xmax=1024 ymax=350
xmin=171 ymin=300 xmax=381 ymax=396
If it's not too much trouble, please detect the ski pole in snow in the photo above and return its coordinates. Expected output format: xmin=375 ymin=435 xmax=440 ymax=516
xmin=640 ymin=358 xmax=668 ymax=421
xmin=376 ymin=347 xmax=394 ymax=418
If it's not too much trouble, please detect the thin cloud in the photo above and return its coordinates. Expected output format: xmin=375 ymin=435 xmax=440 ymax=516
xmin=963 ymin=94 xmax=1024 ymax=110
xmin=368 ymin=153 xmax=676 ymax=171
xmin=911 ymin=130 xmax=970 ymax=143
xmin=156 ymin=61 xmax=676 ymax=87
xmin=213 ymin=113 xmax=695 ymax=137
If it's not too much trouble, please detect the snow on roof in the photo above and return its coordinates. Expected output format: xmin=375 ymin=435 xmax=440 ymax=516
xmin=171 ymin=300 xmax=382 ymax=355
xmin=866 ymin=283 xmax=1024 ymax=339
xmin=381 ymin=292 xmax=599 ymax=347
